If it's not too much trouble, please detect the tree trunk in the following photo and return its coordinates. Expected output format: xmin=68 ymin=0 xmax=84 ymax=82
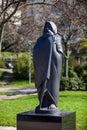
xmin=0 ymin=24 xmax=4 ymax=57
xmin=76 ymin=56 xmax=81 ymax=64
xmin=64 ymin=44 xmax=69 ymax=78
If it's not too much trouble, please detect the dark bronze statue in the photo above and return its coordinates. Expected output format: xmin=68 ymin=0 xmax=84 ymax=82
xmin=33 ymin=21 xmax=63 ymax=114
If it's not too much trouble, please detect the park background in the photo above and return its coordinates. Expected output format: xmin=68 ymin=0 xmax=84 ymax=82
xmin=0 ymin=0 xmax=87 ymax=130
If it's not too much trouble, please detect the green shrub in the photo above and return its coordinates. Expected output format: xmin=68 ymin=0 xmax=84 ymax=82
xmin=74 ymin=63 xmax=87 ymax=90
xmin=0 ymin=58 xmax=5 ymax=68
xmin=69 ymin=67 xmax=78 ymax=78
xmin=0 ymin=70 xmax=4 ymax=80
xmin=60 ymin=77 xmax=69 ymax=90
xmin=13 ymin=54 xmax=34 ymax=79
xmin=82 ymin=62 xmax=87 ymax=70
xmin=81 ymin=70 xmax=87 ymax=90
xmin=68 ymin=68 xmax=82 ymax=90
xmin=74 ymin=64 xmax=83 ymax=77
xmin=68 ymin=77 xmax=82 ymax=90
xmin=61 ymin=67 xmax=82 ymax=91
xmin=13 ymin=54 xmax=34 ymax=80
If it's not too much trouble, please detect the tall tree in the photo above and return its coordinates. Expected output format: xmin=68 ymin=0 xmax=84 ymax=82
xmin=2 ymin=0 xmax=55 ymax=52
xmin=0 ymin=0 xmax=24 ymax=56
xmin=52 ymin=0 xmax=87 ymax=77
xmin=0 ymin=0 xmax=55 ymax=52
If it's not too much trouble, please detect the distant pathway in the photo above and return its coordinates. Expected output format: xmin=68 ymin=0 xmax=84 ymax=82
xmin=0 ymin=69 xmax=37 ymax=130
xmin=0 ymin=69 xmax=37 ymax=100
xmin=0 ymin=87 xmax=37 ymax=100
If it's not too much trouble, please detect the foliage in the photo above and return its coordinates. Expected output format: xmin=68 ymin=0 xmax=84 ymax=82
xmin=0 ymin=71 xmax=4 ymax=80
xmin=82 ymin=62 xmax=87 ymax=70
xmin=0 ymin=58 xmax=5 ymax=68
xmin=61 ymin=67 xmax=83 ymax=90
xmin=82 ymin=71 xmax=87 ymax=90
xmin=69 ymin=68 xmax=82 ymax=89
xmin=13 ymin=53 xmax=34 ymax=80
xmin=81 ymin=63 xmax=87 ymax=90
xmin=69 ymin=77 xmax=82 ymax=90
xmin=74 ymin=64 xmax=83 ymax=77
xmin=74 ymin=63 xmax=87 ymax=90
xmin=74 ymin=63 xmax=87 ymax=79
xmin=60 ymin=77 xmax=69 ymax=90
xmin=13 ymin=54 xmax=28 ymax=79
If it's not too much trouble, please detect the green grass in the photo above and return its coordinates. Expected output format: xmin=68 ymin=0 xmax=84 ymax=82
xmin=59 ymin=91 xmax=87 ymax=130
xmin=0 ymin=95 xmax=38 ymax=126
xmin=0 ymin=79 xmax=35 ymax=89
xmin=0 ymin=91 xmax=87 ymax=130
xmin=2 ymin=52 xmax=17 ymax=59
xmin=9 ymin=80 xmax=35 ymax=88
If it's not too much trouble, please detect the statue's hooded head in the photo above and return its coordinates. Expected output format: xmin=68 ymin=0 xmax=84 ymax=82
xmin=43 ymin=21 xmax=57 ymax=37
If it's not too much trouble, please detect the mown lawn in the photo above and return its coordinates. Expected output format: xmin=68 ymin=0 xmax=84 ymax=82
xmin=8 ymin=80 xmax=35 ymax=88
xmin=0 ymin=79 xmax=35 ymax=89
xmin=0 ymin=91 xmax=87 ymax=130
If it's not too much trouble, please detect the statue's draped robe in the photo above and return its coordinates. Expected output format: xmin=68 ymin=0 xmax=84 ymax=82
xmin=33 ymin=21 xmax=63 ymax=108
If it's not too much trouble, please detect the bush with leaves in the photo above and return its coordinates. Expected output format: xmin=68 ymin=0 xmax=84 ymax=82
xmin=81 ymin=63 xmax=87 ymax=90
xmin=0 ymin=58 xmax=5 ymax=68
xmin=13 ymin=53 xmax=34 ymax=80
xmin=60 ymin=67 xmax=82 ymax=91
xmin=68 ymin=68 xmax=82 ymax=90
xmin=74 ymin=64 xmax=83 ymax=78
xmin=60 ymin=76 xmax=69 ymax=90
xmin=74 ymin=62 xmax=87 ymax=90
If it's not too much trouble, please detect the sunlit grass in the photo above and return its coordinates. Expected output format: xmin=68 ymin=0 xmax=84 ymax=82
xmin=59 ymin=91 xmax=87 ymax=130
xmin=0 ymin=91 xmax=87 ymax=130
xmin=9 ymin=80 xmax=35 ymax=88
xmin=0 ymin=79 xmax=35 ymax=89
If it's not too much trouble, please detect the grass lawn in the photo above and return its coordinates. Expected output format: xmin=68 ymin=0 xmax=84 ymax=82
xmin=0 ymin=91 xmax=87 ymax=130
xmin=0 ymin=80 xmax=35 ymax=89
xmin=8 ymin=80 xmax=35 ymax=88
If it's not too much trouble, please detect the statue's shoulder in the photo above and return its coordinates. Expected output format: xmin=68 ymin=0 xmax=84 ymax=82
xmin=56 ymin=33 xmax=63 ymax=42
xmin=34 ymin=37 xmax=43 ymax=50
xmin=56 ymin=33 xmax=62 ymax=38
xmin=36 ymin=37 xmax=42 ymax=43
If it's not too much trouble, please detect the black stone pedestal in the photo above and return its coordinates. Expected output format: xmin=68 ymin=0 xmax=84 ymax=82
xmin=17 ymin=110 xmax=76 ymax=130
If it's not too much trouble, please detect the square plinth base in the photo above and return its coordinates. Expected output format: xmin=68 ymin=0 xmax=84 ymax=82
xmin=17 ymin=110 xmax=76 ymax=130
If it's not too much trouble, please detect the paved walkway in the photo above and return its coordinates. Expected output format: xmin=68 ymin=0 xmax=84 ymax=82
xmin=0 ymin=87 xmax=37 ymax=100
xmin=0 ymin=126 xmax=16 ymax=130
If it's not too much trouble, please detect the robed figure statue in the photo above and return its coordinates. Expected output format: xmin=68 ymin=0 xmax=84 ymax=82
xmin=33 ymin=21 xmax=63 ymax=114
